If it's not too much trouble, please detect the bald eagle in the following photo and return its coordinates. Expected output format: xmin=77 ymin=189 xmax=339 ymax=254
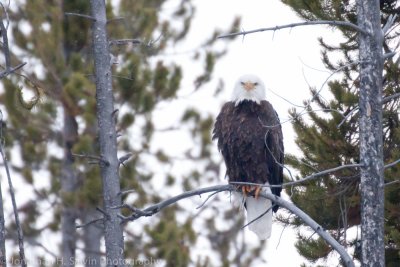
xmin=213 ymin=74 xmax=284 ymax=240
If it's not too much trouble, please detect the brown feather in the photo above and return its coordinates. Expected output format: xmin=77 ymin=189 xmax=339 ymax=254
xmin=213 ymin=100 xmax=284 ymax=212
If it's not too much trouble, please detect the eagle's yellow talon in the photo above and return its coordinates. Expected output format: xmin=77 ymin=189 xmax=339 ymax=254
xmin=242 ymin=186 xmax=247 ymax=197
xmin=254 ymin=186 xmax=262 ymax=199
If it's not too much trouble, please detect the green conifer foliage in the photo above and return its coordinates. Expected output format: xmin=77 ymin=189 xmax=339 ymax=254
xmin=0 ymin=0 xmax=264 ymax=265
xmin=281 ymin=0 xmax=400 ymax=265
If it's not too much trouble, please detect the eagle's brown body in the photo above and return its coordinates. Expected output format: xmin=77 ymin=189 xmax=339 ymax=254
xmin=213 ymin=99 xmax=284 ymax=212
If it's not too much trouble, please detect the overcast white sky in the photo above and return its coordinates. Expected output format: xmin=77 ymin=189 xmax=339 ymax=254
xmin=3 ymin=1 xmax=353 ymax=266
xmin=150 ymin=0 xmax=350 ymax=266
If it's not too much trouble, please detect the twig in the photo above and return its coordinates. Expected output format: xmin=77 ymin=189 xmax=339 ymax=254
xmin=109 ymin=39 xmax=142 ymax=47
xmin=383 ymin=180 xmax=399 ymax=187
xmin=382 ymin=14 xmax=398 ymax=34
xmin=118 ymin=153 xmax=132 ymax=167
xmin=0 ymin=114 xmax=27 ymax=267
xmin=76 ymin=217 xmax=103 ymax=229
xmin=384 ymin=158 xmax=400 ymax=169
xmin=338 ymin=107 xmax=359 ymax=128
xmin=217 ymin=20 xmax=368 ymax=39
xmin=117 ymin=189 xmax=136 ymax=196
xmin=121 ymin=185 xmax=232 ymax=222
xmin=64 ymin=12 xmax=95 ymax=21
xmin=267 ymin=87 xmax=305 ymax=108
xmin=338 ymin=91 xmax=400 ymax=128
xmin=382 ymin=92 xmax=400 ymax=105
xmin=71 ymin=153 xmax=104 ymax=165
xmin=276 ymin=214 xmax=293 ymax=249
xmin=241 ymin=204 xmax=275 ymax=230
xmin=107 ymin=17 xmax=125 ymax=24
xmin=231 ymin=163 xmax=363 ymax=188
xmin=196 ymin=189 xmax=223 ymax=209
xmin=383 ymin=51 xmax=397 ymax=59
xmin=95 ymin=207 xmax=110 ymax=220
xmin=0 ymin=62 xmax=27 ymax=79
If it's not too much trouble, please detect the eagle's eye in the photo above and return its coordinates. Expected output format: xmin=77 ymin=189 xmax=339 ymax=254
xmin=254 ymin=82 xmax=258 ymax=86
xmin=240 ymin=82 xmax=245 ymax=85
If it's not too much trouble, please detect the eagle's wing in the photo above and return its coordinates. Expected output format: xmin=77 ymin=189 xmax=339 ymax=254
xmin=212 ymin=102 xmax=235 ymax=169
xmin=261 ymin=101 xmax=284 ymax=198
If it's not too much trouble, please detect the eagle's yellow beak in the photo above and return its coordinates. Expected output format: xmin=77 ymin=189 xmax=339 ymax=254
xmin=242 ymin=82 xmax=256 ymax=91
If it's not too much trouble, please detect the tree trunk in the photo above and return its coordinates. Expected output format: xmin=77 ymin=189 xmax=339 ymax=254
xmin=61 ymin=112 xmax=79 ymax=266
xmin=82 ymin=208 xmax=102 ymax=267
xmin=90 ymin=0 xmax=125 ymax=266
xmin=0 ymin=152 xmax=6 ymax=267
xmin=356 ymin=0 xmax=385 ymax=266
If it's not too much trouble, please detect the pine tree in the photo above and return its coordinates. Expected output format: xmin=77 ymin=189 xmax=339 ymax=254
xmin=281 ymin=0 xmax=400 ymax=265
xmin=1 ymin=0 xmax=269 ymax=266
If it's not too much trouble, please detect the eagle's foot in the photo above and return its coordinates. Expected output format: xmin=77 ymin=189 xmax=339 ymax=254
xmin=242 ymin=185 xmax=254 ymax=197
xmin=254 ymin=186 xmax=262 ymax=199
xmin=241 ymin=185 xmax=259 ymax=198
xmin=241 ymin=186 xmax=248 ymax=197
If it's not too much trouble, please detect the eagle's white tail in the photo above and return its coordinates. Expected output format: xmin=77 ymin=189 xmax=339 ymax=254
xmin=234 ymin=187 xmax=273 ymax=240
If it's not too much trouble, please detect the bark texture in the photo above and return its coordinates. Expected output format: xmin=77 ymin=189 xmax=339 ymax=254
xmin=82 ymin=209 xmax=102 ymax=267
xmin=61 ymin=112 xmax=79 ymax=266
xmin=356 ymin=0 xmax=385 ymax=266
xmin=90 ymin=0 xmax=124 ymax=266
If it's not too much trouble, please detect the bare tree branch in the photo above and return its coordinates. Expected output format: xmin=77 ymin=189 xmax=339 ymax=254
xmin=76 ymin=217 xmax=104 ymax=229
xmin=382 ymin=14 xmax=398 ymax=34
xmin=231 ymin=157 xmax=399 ymax=189
xmin=382 ymin=92 xmax=400 ymax=105
xmin=217 ymin=20 xmax=368 ymax=39
xmin=118 ymin=153 xmax=132 ymax=166
xmin=71 ymin=153 xmax=103 ymax=164
xmin=0 ymin=62 xmax=27 ymax=79
xmin=0 ymin=113 xmax=26 ymax=266
xmin=64 ymin=12 xmax=95 ymax=21
xmin=118 ymin=184 xmax=354 ymax=267
xmin=0 ymin=11 xmax=26 ymax=79
xmin=233 ymin=163 xmax=363 ymax=188
xmin=383 ymin=180 xmax=400 ymax=187
xmin=117 ymin=185 xmax=230 ymax=222
xmin=338 ymin=91 xmax=400 ymax=128
xmin=383 ymin=158 xmax=400 ymax=170
xmin=109 ymin=39 xmax=142 ymax=47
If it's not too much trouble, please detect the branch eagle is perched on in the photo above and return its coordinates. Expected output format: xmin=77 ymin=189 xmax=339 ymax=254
xmin=213 ymin=74 xmax=284 ymax=239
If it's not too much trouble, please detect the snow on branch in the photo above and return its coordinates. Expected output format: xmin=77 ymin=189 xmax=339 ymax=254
xmin=217 ymin=20 xmax=368 ymax=39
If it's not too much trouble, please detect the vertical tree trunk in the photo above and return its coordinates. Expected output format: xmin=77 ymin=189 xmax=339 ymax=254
xmin=82 ymin=208 xmax=102 ymax=267
xmin=61 ymin=112 xmax=79 ymax=266
xmin=90 ymin=1 xmax=125 ymax=266
xmin=0 ymin=151 xmax=6 ymax=267
xmin=356 ymin=0 xmax=385 ymax=266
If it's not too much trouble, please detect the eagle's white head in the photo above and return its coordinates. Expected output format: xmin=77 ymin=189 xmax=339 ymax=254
xmin=231 ymin=74 xmax=266 ymax=105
